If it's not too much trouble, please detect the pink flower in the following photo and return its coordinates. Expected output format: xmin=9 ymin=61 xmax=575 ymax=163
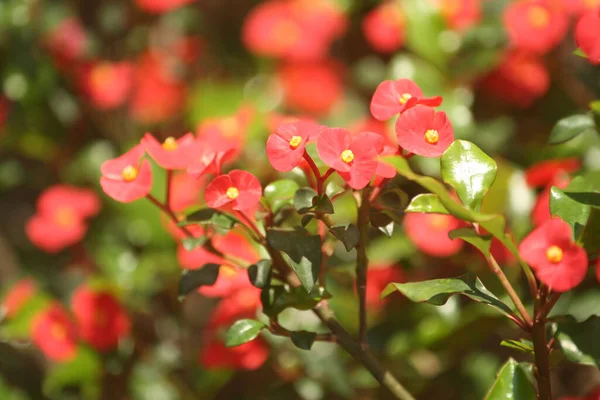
xmin=141 ymin=133 xmax=198 ymax=170
xmin=404 ymin=213 xmax=464 ymax=257
xmin=370 ymin=79 xmax=442 ymax=121
xmin=100 ymin=144 xmax=152 ymax=203
xmin=266 ymin=121 xmax=322 ymax=172
xmin=205 ymin=170 xmax=262 ymax=211
xmin=395 ymin=106 xmax=454 ymax=157
xmin=32 ymin=304 xmax=78 ymax=362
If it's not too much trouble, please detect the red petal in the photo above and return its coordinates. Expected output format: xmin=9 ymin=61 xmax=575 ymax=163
xmin=316 ymin=127 xmax=352 ymax=172
xmin=101 ymin=144 xmax=145 ymax=179
xmin=205 ymin=174 xmax=234 ymax=209
xmin=266 ymin=133 xmax=306 ymax=172
xmin=100 ymin=159 xmax=152 ymax=203
xmin=229 ymin=170 xmax=262 ymax=211
xmin=370 ymin=80 xmax=402 ymax=121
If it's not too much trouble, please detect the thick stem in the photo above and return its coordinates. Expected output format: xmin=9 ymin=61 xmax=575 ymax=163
xmin=356 ymin=188 xmax=371 ymax=349
xmin=532 ymin=318 xmax=552 ymax=400
xmin=166 ymin=170 xmax=173 ymax=210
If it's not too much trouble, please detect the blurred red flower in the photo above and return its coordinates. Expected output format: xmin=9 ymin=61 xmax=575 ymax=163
xmin=100 ymin=144 xmax=153 ymax=203
xmin=575 ymin=9 xmax=600 ymax=65
xmin=395 ymin=106 xmax=454 ymax=157
xmin=365 ymin=265 xmax=405 ymax=310
xmin=479 ymin=51 xmax=549 ymax=108
xmin=370 ymin=79 xmax=442 ymax=122
xmin=525 ymin=158 xmax=581 ymax=188
xmin=317 ymin=128 xmax=384 ymax=190
xmin=278 ymin=61 xmax=343 ymax=115
xmin=81 ymin=62 xmax=132 ymax=110
xmin=134 ymin=0 xmax=195 ymax=14
xmin=26 ymin=185 xmax=100 ymax=253
xmin=519 ymin=218 xmax=588 ymax=292
xmin=44 ymin=18 xmax=88 ymax=69
xmin=1 ymin=279 xmax=37 ymax=318
xmin=205 ymin=170 xmax=262 ymax=211
xmin=439 ymin=0 xmax=481 ymax=31
xmin=267 ymin=120 xmax=322 ymax=172
xmin=503 ymin=0 xmax=568 ymax=54
xmin=169 ymin=172 xmax=206 ymax=212
xmin=71 ymin=286 xmax=130 ymax=352
xmin=532 ymin=175 xmax=570 ymax=226
xmin=362 ymin=3 xmax=406 ymax=53
xmin=559 ymin=0 xmax=600 ymax=16
xmin=142 ymin=133 xmax=198 ymax=170
xmin=32 ymin=304 xmax=78 ymax=362
xmin=404 ymin=213 xmax=464 ymax=257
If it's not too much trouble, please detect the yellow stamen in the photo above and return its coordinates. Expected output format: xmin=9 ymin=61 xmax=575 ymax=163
xmin=546 ymin=245 xmax=563 ymax=263
xmin=220 ymin=265 xmax=237 ymax=277
xmin=429 ymin=215 xmax=450 ymax=231
xmin=162 ymin=137 xmax=178 ymax=151
xmin=51 ymin=323 xmax=66 ymax=340
xmin=121 ymin=165 xmax=138 ymax=182
xmin=340 ymin=149 xmax=354 ymax=163
xmin=424 ymin=129 xmax=439 ymax=144
xmin=54 ymin=207 xmax=76 ymax=227
xmin=219 ymin=117 xmax=238 ymax=137
xmin=528 ymin=5 xmax=550 ymax=28
xmin=272 ymin=20 xmax=301 ymax=50
xmin=226 ymin=187 xmax=239 ymax=200
xmin=398 ymin=93 xmax=412 ymax=105
xmin=289 ymin=135 xmax=302 ymax=149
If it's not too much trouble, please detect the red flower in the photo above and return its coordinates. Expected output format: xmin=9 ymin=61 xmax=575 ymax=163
xmin=82 ymin=62 xmax=132 ymax=110
xmin=71 ymin=286 xmax=130 ymax=352
xmin=559 ymin=0 xmax=600 ymax=16
xmin=169 ymin=172 xmax=206 ymax=212
xmin=278 ymin=61 xmax=343 ymax=115
xmin=134 ymin=0 xmax=194 ymax=14
xmin=395 ymin=106 xmax=454 ymax=157
xmin=404 ymin=213 xmax=464 ymax=257
xmin=1 ymin=279 xmax=37 ymax=318
xmin=141 ymin=133 xmax=197 ymax=170
xmin=317 ymin=128 xmax=384 ymax=190
xmin=439 ymin=0 xmax=481 ymax=31
xmin=365 ymin=265 xmax=405 ymax=310
xmin=362 ymin=3 xmax=406 ymax=53
xmin=44 ymin=18 xmax=88 ymax=69
xmin=370 ymin=79 xmax=442 ymax=122
xmin=374 ymin=144 xmax=398 ymax=185
xmin=503 ymin=0 xmax=568 ymax=55
xmin=531 ymin=176 xmax=570 ymax=226
xmin=519 ymin=218 xmax=588 ymax=292
xmin=479 ymin=51 xmax=549 ymax=108
xmin=100 ymin=144 xmax=152 ymax=203
xmin=205 ymin=170 xmax=262 ymax=211
xmin=525 ymin=158 xmax=581 ymax=188
xmin=266 ymin=120 xmax=322 ymax=172
xmin=32 ymin=304 xmax=78 ymax=362
xmin=575 ymin=9 xmax=600 ymax=65
xmin=26 ymin=185 xmax=100 ymax=253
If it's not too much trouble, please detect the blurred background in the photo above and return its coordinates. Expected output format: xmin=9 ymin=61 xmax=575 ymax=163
xmin=1 ymin=0 xmax=600 ymax=399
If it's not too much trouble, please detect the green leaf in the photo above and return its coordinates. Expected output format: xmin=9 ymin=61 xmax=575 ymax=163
xmin=550 ymin=176 xmax=595 ymax=238
xmin=403 ymin=0 xmax=448 ymax=68
xmin=579 ymin=207 xmax=600 ymax=253
xmin=182 ymin=237 xmax=207 ymax=251
xmin=44 ymin=346 xmax=101 ymax=399
xmin=484 ymin=359 xmax=536 ymax=400
xmin=291 ymin=331 xmax=317 ymax=351
xmin=381 ymin=273 xmax=514 ymax=319
xmin=441 ymin=140 xmax=497 ymax=211
xmin=262 ymin=286 xmax=331 ymax=317
xmin=329 ymin=224 xmax=360 ymax=251
xmin=181 ymin=208 xmax=237 ymax=233
xmin=178 ymin=264 xmax=220 ymax=299
xmin=405 ymin=194 xmax=450 ymax=214
xmin=549 ymin=114 xmax=595 ymax=145
xmin=375 ymin=188 xmax=410 ymax=211
xmin=573 ymin=48 xmax=587 ymax=58
xmin=225 ymin=319 xmax=266 ymax=347
xmin=370 ymin=211 xmax=394 ymax=237
xmin=248 ymin=260 xmax=272 ymax=289
xmin=499 ymin=339 xmax=534 ymax=354
xmin=555 ymin=316 xmax=600 ymax=367
xmin=449 ymin=228 xmax=492 ymax=258
xmin=301 ymin=215 xmax=314 ymax=227
xmin=267 ymin=229 xmax=322 ymax=292
xmin=313 ymin=194 xmax=334 ymax=214
xmin=264 ymin=179 xmax=300 ymax=214
xmin=294 ymin=188 xmax=318 ymax=214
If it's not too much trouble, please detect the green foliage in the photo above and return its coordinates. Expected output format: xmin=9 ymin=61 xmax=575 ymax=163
xmin=405 ymin=193 xmax=450 ymax=214
xmin=448 ymin=228 xmax=492 ymax=258
xmin=329 ymin=224 xmax=360 ymax=251
xmin=555 ymin=316 xmax=600 ymax=368
xmin=264 ymin=179 xmax=300 ymax=214
xmin=484 ymin=359 xmax=536 ymax=400
xmin=291 ymin=331 xmax=318 ymax=351
xmin=181 ymin=208 xmax=238 ymax=234
xmin=181 ymin=236 xmax=207 ymax=251
xmin=44 ymin=347 xmax=101 ymax=400
xmin=548 ymin=114 xmax=596 ymax=145
xmin=225 ymin=319 xmax=266 ymax=347
xmin=178 ymin=264 xmax=220 ymax=299
xmin=247 ymin=259 xmax=272 ymax=289
xmin=261 ymin=286 xmax=331 ymax=317
xmin=550 ymin=176 xmax=596 ymax=238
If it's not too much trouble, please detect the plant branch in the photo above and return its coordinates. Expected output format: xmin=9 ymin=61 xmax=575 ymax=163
xmin=268 ymin=320 xmax=336 ymax=342
xmin=356 ymin=188 xmax=371 ymax=349
xmin=532 ymin=299 xmax=552 ymax=400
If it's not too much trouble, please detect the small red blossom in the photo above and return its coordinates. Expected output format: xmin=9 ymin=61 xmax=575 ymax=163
xmin=395 ymin=106 xmax=454 ymax=157
xmin=365 ymin=265 xmax=405 ymax=310
xmin=169 ymin=172 xmax=206 ymax=212
xmin=404 ymin=213 xmax=464 ymax=257
xmin=44 ymin=18 xmax=88 ymax=69
xmin=317 ymin=128 xmax=384 ymax=190
xmin=370 ymin=79 xmax=443 ymax=122
xmin=362 ymin=3 xmax=406 ymax=53
xmin=2 ymin=279 xmax=37 ymax=318
xmin=100 ymin=144 xmax=152 ymax=203
xmin=519 ymin=218 xmax=588 ymax=292
xmin=205 ymin=170 xmax=262 ymax=211
xmin=503 ymin=0 xmax=568 ymax=55
xmin=532 ymin=176 xmax=570 ymax=226
xmin=142 ymin=133 xmax=197 ymax=170
xmin=266 ymin=121 xmax=322 ymax=172
xmin=32 ymin=304 xmax=78 ymax=362
xmin=525 ymin=158 xmax=581 ymax=188
xmin=134 ymin=0 xmax=195 ymax=14
xmin=575 ymin=9 xmax=600 ymax=65
xmin=439 ymin=0 xmax=481 ymax=31
xmin=82 ymin=62 xmax=132 ymax=110
xmin=71 ymin=286 xmax=131 ymax=352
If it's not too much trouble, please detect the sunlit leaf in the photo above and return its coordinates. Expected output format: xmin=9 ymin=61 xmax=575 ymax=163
xmin=225 ymin=319 xmax=266 ymax=347
xmin=484 ymin=359 xmax=536 ymax=400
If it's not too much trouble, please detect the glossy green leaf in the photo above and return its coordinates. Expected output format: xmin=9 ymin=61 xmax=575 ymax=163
xmin=261 ymin=286 xmax=331 ymax=317
xmin=267 ymin=228 xmax=322 ymax=292
xmin=248 ymin=260 xmax=272 ymax=289
xmin=441 ymin=140 xmax=497 ymax=211
xmin=301 ymin=214 xmax=314 ymax=227
xmin=405 ymin=194 xmax=450 ymax=214
xmin=499 ymin=339 xmax=533 ymax=354
xmin=484 ymin=359 xmax=536 ymax=400
xmin=182 ymin=236 xmax=207 ymax=251
xmin=381 ymin=273 xmax=514 ymax=319
xmin=370 ymin=211 xmax=395 ymax=237
xmin=555 ymin=316 xmax=600 ymax=367
xmin=178 ymin=264 xmax=220 ymax=299
xmin=225 ymin=319 xmax=266 ymax=347
xmin=548 ymin=114 xmax=595 ymax=145
xmin=550 ymin=176 xmax=595 ymax=238
xmin=330 ymin=224 xmax=360 ymax=251
xmin=264 ymin=179 xmax=300 ymax=214
xmin=291 ymin=331 xmax=317 ymax=351
xmin=294 ymin=188 xmax=318 ymax=214
xmin=181 ymin=208 xmax=237 ymax=233
xmin=579 ymin=208 xmax=600 ymax=253
xmin=313 ymin=194 xmax=334 ymax=214
xmin=449 ymin=228 xmax=492 ymax=258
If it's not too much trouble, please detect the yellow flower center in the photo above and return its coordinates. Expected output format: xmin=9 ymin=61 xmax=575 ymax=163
xmin=54 ymin=207 xmax=76 ymax=227
xmin=545 ymin=245 xmax=563 ymax=263
xmin=398 ymin=93 xmax=412 ymax=105
xmin=340 ymin=149 xmax=355 ymax=164
xmin=121 ymin=165 xmax=139 ymax=182
xmin=162 ymin=137 xmax=178 ymax=151
xmin=220 ymin=265 xmax=238 ymax=277
xmin=429 ymin=215 xmax=450 ymax=231
xmin=51 ymin=323 xmax=66 ymax=340
xmin=90 ymin=64 xmax=113 ymax=87
xmin=528 ymin=5 xmax=550 ymax=28
xmin=424 ymin=129 xmax=439 ymax=144
xmin=219 ymin=117 xmax=238 ymax=137
xmin=289 ymin=135 xmax=302 ymax=149
xmin=226 ymin=187 xmax=239 ymax=200
xmin=273 ymin=20 xmax=301 ymax=50
xmin=584 ymin=0 xmax=599 ymax=9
